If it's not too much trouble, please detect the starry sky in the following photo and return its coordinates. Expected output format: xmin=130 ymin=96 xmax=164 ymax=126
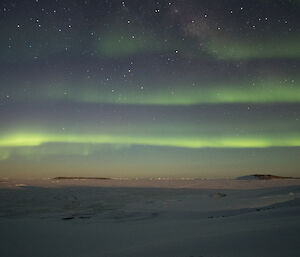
xmin=0 ymin=0 xmax=300 ymax=179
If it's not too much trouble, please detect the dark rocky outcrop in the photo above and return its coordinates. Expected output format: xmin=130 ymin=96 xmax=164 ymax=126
xmin=236 ymin=174 xmax=299 ymax=180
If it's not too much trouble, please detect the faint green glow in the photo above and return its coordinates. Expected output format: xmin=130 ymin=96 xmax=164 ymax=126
xmin=95 ymin=25 xmax=170 ymax=57
xmin=205 ymin=35 xmax=300 ymax=60
xmin=0 ymin=149 xmax=10 ymax=161
xmin=40 ymin=80 xmax=300 ymax=105
xmin=1 ymin=133 xmax=300 ymax=150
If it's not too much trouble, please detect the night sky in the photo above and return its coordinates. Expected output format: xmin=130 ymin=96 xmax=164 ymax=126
xmin=0 ymin=0 xmax=300 ymax=178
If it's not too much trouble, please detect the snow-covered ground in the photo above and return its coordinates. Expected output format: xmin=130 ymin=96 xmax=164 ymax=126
xmin=0 ymin=178 xmax=300 ymax=257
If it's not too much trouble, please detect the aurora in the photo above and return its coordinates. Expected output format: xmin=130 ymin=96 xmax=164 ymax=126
xmin=0 ymin=0 xmax=299 ymax=179
xmin=3 ymin=78 xmax=300 ymax=105
xmin=204 ymin=35 xmax=300 ymax=60
xmin=1 ymin=132 xmax=300 ymax=149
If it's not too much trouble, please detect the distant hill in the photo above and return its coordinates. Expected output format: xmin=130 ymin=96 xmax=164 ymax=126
xmin=53 ymin=177 xmax=111 ymax=180
xmin=236 ymin=174 xmax=299 ymax=180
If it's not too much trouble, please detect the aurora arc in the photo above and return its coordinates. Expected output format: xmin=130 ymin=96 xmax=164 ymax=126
xmin=204 ymin=35 xmax=300 ymax=60
xmin=1 ymin=0 xmax=300 ymax=179
xmin=1 ymin=133 xmax=300 ymax=150
xmin=16 ymin=79 xmax=300 ymax=105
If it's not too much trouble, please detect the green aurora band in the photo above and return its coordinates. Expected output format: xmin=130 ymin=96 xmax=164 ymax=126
xmin=1 ymin=133 xmax=300 ymax=151
xmin=95 ymin=25 xmax=171 ymax=58
xmin=14 ymin=79 xmax=300 ymax=105
xmin=204 ymin=35 xmax=300 ymax=60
